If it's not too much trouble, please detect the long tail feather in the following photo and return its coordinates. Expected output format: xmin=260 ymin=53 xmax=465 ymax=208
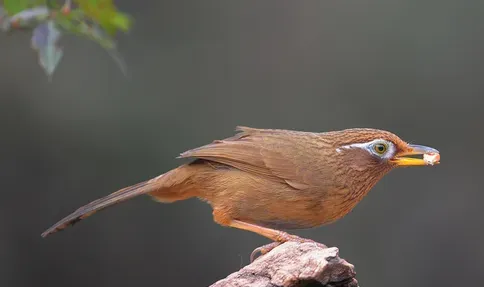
xmin=41 ymin=178 xmax=159 ymax=238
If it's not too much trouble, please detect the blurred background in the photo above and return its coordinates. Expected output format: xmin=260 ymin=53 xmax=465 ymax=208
xmin=1 ymin=1 xmax=483 ymax=286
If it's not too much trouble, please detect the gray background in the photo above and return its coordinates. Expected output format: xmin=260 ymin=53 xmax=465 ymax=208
xmin=1 ymin=1 xmax=483 ymax=286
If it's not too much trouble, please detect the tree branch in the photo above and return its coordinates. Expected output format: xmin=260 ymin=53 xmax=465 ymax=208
xmin=210 ymin=242 xmax=358 ymax=287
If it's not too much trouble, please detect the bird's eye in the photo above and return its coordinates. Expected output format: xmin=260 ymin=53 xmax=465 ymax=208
xmin=373 ymin=143 xmax=388 ymax=155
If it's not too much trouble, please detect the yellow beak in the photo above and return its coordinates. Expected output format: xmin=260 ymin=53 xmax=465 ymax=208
xmin=391 ymin=144 xmax=440 ymax=166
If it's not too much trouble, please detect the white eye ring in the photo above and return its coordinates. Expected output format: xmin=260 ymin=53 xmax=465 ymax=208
xmin=368 ymin=140 xmax=395 ymax=159
xmin=337 ymin=139 xmax=396 ymax=159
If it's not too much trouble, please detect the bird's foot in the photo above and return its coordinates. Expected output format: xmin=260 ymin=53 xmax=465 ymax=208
xmin=250 ymin=242 xmax=281 ymax=262
xmin=250 ymin=235 xmax=327 ymax=262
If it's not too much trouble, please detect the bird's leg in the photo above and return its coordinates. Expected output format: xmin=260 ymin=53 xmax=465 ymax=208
xmin=213 ymin=210 xmax=325 ymax=262
xmin=229 ymin=220 xmax=327 ymax=261
xmin=229 ymin=220 xmax=304 ymax=242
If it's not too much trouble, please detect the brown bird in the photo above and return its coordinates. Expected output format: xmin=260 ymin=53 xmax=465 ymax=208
xmin=41 ymin=126 xmax=440 ymax=260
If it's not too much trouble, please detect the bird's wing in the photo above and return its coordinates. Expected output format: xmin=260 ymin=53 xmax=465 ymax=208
xmin=178 ymin=126 xmax=333 ymax=189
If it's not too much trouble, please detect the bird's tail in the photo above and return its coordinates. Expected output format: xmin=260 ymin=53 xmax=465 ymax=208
xmin=41 ymin=177 xmax=162 ymax=238
xmin=41 ymin=163 xmax=206 ymax=238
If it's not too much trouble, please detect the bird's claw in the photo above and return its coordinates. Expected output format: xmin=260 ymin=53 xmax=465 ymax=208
xmin=250 ymin=242 xmax=281 ymax=262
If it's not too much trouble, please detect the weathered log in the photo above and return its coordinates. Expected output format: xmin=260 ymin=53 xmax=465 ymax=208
xmin=210 ymin=242 xmax=358 ymax=287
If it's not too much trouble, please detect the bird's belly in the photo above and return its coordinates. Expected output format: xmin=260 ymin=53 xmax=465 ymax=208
xmin=211 ymin=185 xmax=336 ymax=229
xmin=243 ymin=196 xmax=357 ymax=230
xmin=200 ymin=168 xmax=357 ymax=230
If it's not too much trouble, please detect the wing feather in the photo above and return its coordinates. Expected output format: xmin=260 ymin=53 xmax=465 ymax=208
xmin=179 ymin=126 xmax=332 ymax=189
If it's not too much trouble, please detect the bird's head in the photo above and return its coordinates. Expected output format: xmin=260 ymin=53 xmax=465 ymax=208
xmin=328 ymin=128 xmax=440 ymax=176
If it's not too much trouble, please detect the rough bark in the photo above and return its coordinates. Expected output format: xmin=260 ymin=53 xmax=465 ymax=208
xmin=210 ymin=242 xmax=358 ymax=287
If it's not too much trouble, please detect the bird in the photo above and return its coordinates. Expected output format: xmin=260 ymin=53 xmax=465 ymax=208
xmin=41 ymin=126 xmax=440 ymax=260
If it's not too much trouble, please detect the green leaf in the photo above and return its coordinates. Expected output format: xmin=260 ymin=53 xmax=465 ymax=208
xmin=2 ymin=0 xmax=46 ymax=15
xmin=3 ymin=0 xmax=31 ymax=15
xmin=74 ymin=0 xmax=132 ymax=35
xmin=110 ymin=11 xmax=131 ymax=32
